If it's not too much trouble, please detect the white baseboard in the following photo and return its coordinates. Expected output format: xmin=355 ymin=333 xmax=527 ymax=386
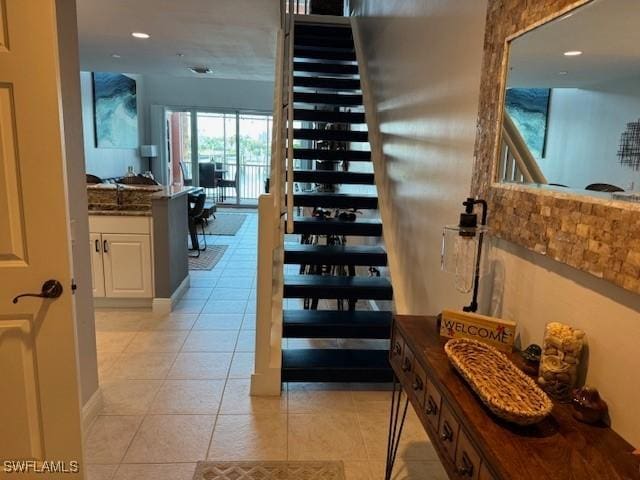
xmin=93 ymin=298 xmax=152 ymax=309
xmin=81 ymin=388 xmax=103 ymax=434
xmin=152 ymin=274 xmax=190 ymax=316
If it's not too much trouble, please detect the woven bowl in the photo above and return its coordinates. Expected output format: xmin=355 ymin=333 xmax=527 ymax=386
xmin=445 ymin=338 xmax=553 ymax=426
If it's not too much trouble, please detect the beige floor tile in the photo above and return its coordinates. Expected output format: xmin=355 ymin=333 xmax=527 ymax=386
xmin=123 ymin=415 xmax=215 ymax=463
xmin=350 ymin=385 xmax=393 ymax=415
xmin=193 ymin=314 xmax=243 ymax=330
xmin=113 ymin=463 xmax=197 ymax=480
xmin=84 ymin=416 xmax=143 ymax=464
xmin=228 ymin=352 xmax=255 ymax=378
xmin=86 ymin=464 xmax=118 ymax=480
xmin=109 ymin=352 xmax=177 ymax=380
xmin=182 ymin=287 xmax=214 ymax=299
xmin=149 ymin=379 xmax=225 ymax=414
xmin=96 ymin=332 xmax=136 ymax=353
xmin=357 ymin=410 xmax=437 ymax=462
xmin=100 ymin=379 xmax=163 ymax=415
xmin=167 ymin=352 xmax=233 ymax=379
xmin=219 ymin=379 xmax=286 ymax=414
xmin=207 ymin=414 xmax=287 ymax=461
xmin=288 ymin=414 xmax=367 ymax=461
xmin=124 ymin=331 xmax=188 ymax=353
xmin=343 ymin=461 xmax=373 ymax=480
xmin=181 ymin=330 xmax=239 ymax=352
xmin=138 ymin=314 xmax=198 ymax=331
xmin=234 ymin=330 xmax=256 ymax=352
xmin=288 ymin=383 xmax=356 ymax=414
xmin=369 ymin=461 xmax=448 ymax=480
xmin=97 ymin=353 xmax=121 ymax=383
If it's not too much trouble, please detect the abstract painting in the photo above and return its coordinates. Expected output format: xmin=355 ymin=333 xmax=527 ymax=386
xmin=505 ymin=88 xmax=551 ymax=159
xmin=92 ymin=72 xmax=138 ymax=148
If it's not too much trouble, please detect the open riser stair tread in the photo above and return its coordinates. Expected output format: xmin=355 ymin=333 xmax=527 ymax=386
xmin=294 ymin=92 xmax=363 ymax=106
xmin=284 ymin=244 xmax=388 ymax=265
xmin=293 ymin=109 xmax=366 ymax=124
xmin=293 ymin=76 xmax=361 ymax=91
xmin=293 ymin=128 xmax=369 ymax=142
xmin=292 ymin=192 xmax=378 ymax=209
xmin=283 ymin=274 xmax=393 ymax=300
xmin=292 ymin=148 xmax=371 ymax=161
xmin=291 ymin=170 xmax=375 ymax=185
xmin=282 ymin=349 xmax=392 ymax=383
xmin=283 ymin=310 xmax=393 ymax=339
xmin=292 ymin=216 xmax=383 ymax=236
xmin=294 ymin=47 xmax=356 ymax=61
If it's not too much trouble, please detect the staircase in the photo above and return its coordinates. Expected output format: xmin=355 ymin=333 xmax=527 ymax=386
xmin=279 ymin=20 xmax=393 ymax=383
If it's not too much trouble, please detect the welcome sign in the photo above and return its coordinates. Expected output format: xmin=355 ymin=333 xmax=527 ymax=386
xmin=440 ymin=309 xmax=516 ymax=352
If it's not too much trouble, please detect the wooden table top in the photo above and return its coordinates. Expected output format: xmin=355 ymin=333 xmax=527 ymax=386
xmin=395 ymin=315 xmax=640 ymax=480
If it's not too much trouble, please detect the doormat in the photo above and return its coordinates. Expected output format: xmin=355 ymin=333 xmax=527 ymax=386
xmin=204 ymin=214 xmax=247 ymax=236
xmin=188 ymin=245 xmax=228 ymax=271
xmin=193 ymin=461 xmax=345 ymax=480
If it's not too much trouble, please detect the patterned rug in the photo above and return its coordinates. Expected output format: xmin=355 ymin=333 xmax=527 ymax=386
xmin=188 ymin=245 xmax=228 ymax=271
xmin=193 ymin=461 xmax=345 ymax=480
xmin=204 ymin=214 xmax=247 ymax=236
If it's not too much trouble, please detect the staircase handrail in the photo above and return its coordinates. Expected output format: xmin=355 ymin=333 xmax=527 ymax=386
xmin=501 ymin=112 xmax=547 ymax=184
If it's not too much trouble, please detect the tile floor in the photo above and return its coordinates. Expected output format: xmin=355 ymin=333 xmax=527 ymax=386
xmin=88 ymin=210 xmax=447 ymax=480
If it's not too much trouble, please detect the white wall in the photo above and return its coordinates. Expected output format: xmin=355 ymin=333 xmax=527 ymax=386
xmin=57 ymin=1 xmax=99 ymax=407
xmin=351 ymin=0 xmax=488 ymax=314
xmin=352 ymin=0 xmax=640 ymax=446
xmin=80 ymin=71 xmax=146 ymax=178
xmin=541 ymin=78 xmax=640 ymax=191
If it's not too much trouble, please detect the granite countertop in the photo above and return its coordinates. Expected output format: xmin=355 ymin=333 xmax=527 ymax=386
xmin=88 ymin=209 xmax=152 ymax=217
xmin=151 ymin=185 xmax=201 ymax=200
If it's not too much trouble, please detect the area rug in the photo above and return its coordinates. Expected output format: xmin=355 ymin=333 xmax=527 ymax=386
xmin=188 ymin=245 xmax=228 ymax=270
xmin=204 ymin=214 xmax=247 ymax=236
xmin=193 ymin=461 xmax=345 ymax=480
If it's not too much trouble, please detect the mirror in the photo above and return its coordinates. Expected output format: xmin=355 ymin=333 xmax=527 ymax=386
xmin=499 ymin=0 xmax=640 ymax=203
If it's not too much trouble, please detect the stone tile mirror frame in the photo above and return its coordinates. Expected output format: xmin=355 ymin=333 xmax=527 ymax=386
xmin=471 ymin=0 xmax=640 ymax=295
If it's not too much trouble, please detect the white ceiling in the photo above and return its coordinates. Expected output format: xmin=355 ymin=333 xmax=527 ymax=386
xmin=507 ymin=0 xmax=640 ymax=88
xmin=77 ymin=0 xmax=280 ymax=81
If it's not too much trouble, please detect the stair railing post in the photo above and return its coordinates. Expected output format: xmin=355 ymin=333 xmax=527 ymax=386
xmin=285 ymin=9 xmax=295 ymax=233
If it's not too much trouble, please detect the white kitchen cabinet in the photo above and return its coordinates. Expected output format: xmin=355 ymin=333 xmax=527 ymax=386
xmin=102 ymin=234 xmax=153 ymax=298
xmin=90 ymin=232 xmax=105 ymax=297
xmin=89 ymin=216 xmax=154 ymax=299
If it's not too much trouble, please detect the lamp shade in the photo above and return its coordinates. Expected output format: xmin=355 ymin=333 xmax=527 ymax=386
xmin=140 ymin=145 xmax=158 ymax=158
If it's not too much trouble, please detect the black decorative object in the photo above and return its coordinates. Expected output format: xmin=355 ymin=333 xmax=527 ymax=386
xmin=617 ymin=119 xmax=640 ymax=171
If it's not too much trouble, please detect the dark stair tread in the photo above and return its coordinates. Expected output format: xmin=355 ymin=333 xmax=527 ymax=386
xmin=292 ymin=192 xmax=378 ymax=209
xmin=293 ymin=128 xmax=369 ymax=143
xmin=283 ymin=274 xmax=393 ymax=300
xmin=294 ymin=92 xmax=363 ymax=106
xmin=293 ymin=109 xmax=365 ymax=124
xmin=294 ymin=24 xmax=353 ymax=38
xmin=283 ymin=310 xmax=393 ymax=339
xmin=294 ymin=76 xmax=361 ymax=91
xmin=282 ymin=349 xmax=392 ymax=382
xmin=294 ymin=47 xmax=356 ymax=61
xmin=292 ymin=216 xmax=383 ymax=236
xmin=294 ymin=62 xmax=359 ymax=75
xmin=291 ymin=170 xmax=375 ymax=185
xmin=284 ymin=244 xmax=388 ymax=265
xmin=292 ymin=148 xmax=371 ymax=161
xmin=294 ymin=35 xmax=354 ymax=50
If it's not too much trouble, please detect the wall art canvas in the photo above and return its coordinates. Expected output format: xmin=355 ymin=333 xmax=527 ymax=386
xmin=505 ymin=88 xmax=551 ymax=159
xmin=93 ymin=72 xmax=138 ymax=148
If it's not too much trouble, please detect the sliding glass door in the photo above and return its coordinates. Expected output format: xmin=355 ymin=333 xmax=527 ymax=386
xmin=166 ymin=109 xmax=271 ymax=205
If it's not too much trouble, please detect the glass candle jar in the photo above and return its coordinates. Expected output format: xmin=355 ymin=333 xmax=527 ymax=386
xmin=538 ymin=322 xmax=585 ymax=402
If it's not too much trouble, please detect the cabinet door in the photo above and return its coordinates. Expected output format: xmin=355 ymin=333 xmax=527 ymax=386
xmin=90 ymin=233 xmax=105 ymax=297
xmin=102 ymin=233 xmax=153 ymax=298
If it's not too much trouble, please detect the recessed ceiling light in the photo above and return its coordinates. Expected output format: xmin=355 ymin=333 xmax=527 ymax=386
xmin=131 ymin=32 xmax=150 ymax=39
xmin=563 ymin=50 xmax=582 ymax=56
xmin=558 ymin=71 xmax=568 ymax=75
xmin=111 ymin=53 xmax=121 ymax=58
xmin=189 ymin=66 xmax=213 ymax=75
xmin=177 ymin=53 xmax=185 ymax=57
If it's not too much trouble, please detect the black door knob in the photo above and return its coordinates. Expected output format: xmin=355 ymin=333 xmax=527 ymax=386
xmin=12 ymin=280 xmax=64 ymax=304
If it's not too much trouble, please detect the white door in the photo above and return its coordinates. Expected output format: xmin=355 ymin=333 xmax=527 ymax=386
xmin=0 ymin=0 xmax=83 ymax=474
xmin=90 ymin=233 xmax=105 ymax=297
xmin=102 ymin=234 xmax=153 ymax=298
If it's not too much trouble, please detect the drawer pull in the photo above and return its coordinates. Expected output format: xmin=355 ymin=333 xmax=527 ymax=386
xmin=457 ymin=451 xmax=474 ymax=477
xmin=401 ymin=357 xmax=412 ymax=372
xmin=412 ymin=376 xmax=424 ymax=391
xmin=426 ymin=396 xmax=438 ymax=416
xmin=440 ymin=420 xmax=454 ymax=442
xmin=393 ymin=342 xmax=402 ymax=355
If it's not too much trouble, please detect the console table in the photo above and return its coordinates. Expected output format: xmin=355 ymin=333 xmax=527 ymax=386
xmin=386 ymin=315 xmax=640 ymax=480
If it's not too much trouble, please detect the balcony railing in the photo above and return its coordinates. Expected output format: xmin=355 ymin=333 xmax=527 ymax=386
xmin=186 ymin=161 xmax=269 ymax=202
